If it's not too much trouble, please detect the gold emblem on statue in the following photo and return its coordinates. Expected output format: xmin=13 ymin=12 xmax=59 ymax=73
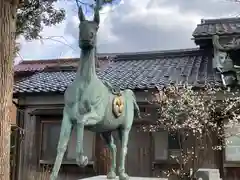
xmin=112 ymin=95 xmax=124 ymax=118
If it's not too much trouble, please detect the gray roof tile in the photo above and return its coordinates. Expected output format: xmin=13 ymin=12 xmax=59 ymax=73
xmin=14 ymin=55 xmax=113 ymax=73
xmin=193 ymin=18 xmax=240 ymax=38
xmin=13 ymin=49 xmax=222 ymax=94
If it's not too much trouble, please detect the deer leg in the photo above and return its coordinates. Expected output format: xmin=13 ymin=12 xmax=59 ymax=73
xmin=76 ymin=122 xmax=88 ymax=166
xmin=50 ymin=110 xmax=72 ymax=180
xmin=117 ymin=92 xmax=136 ymax=180
xmin=101 ymin=132 xmax=117 ymax=179
xmin=76 ymin=111 xmax=101 ymax=166
xmin=118 ymin=128 xmax=130 ymax=180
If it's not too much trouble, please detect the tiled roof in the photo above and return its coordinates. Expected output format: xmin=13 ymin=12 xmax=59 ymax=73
xmin=14 ymin=55 xmax=113 ymax=73
xmin=14 ymin=58 xmax=77 ymax=73
xmin=193 ymin=17 xmax=240 ymax=38
xmin=13 ymin=48 xmax=222 ymax=94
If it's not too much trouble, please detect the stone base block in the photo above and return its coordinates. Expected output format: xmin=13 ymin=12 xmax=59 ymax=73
xmin=81 ymin=176 xmax=167 ymax=180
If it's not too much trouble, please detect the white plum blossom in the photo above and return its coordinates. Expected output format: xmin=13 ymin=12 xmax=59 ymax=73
xmin=149 ymin=85 xmax=240 ymax=179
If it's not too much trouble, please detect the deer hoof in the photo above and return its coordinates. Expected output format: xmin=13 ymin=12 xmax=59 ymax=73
xmin=119 ymin=172 xmax=129 ymax=180
xmin=107 ymin=171 xmax=116 ymax=179
xmin=77 ymin=155 xmax=88 ymax=167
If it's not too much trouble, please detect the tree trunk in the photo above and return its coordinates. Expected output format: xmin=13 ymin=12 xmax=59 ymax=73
xmin=0 ymin=1 xmax=17 ymax=180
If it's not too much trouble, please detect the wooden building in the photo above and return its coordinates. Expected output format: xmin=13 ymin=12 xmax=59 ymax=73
xmin=12 ymin=17 xmax=240 ymax=180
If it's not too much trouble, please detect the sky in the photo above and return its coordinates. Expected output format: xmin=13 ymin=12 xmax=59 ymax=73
xmin=15 ymin=0 xmax=240 ymax=62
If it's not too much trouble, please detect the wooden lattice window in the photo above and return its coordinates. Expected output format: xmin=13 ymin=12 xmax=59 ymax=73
xmin=153 ymin=131 xmax=181 ymax=161
xmin=139 ymin=105 xmax=157 ymax=120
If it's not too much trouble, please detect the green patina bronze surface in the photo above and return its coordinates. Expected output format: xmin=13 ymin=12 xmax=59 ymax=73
xmin=50 ymin=3 xmax=140 ymax=180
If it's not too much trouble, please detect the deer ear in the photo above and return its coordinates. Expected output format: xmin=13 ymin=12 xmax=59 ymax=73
xmin=78 ymin=6 xmax=85 ymax=22
xmin=93 ymin=7 xmax=100 ymax=25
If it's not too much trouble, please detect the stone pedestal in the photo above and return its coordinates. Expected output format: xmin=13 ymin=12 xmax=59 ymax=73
xmin=81 ymin=176 xmax=167 ymax=180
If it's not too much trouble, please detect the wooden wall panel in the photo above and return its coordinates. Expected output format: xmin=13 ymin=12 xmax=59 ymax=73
xmin=126 ymin=127 xmax=151 ymax=177
xmin=94 ymin=127 xmax=152 ymax=177
xmin=95 ymin=133 xmax=111 ymax=175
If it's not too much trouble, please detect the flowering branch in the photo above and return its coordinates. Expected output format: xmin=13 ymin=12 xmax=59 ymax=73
xmin=150 ymin=85 xmax=240 ymax=179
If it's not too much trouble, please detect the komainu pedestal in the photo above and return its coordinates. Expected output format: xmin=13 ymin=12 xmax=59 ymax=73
xmin=81 ymin=176 xmax=167 ymax=180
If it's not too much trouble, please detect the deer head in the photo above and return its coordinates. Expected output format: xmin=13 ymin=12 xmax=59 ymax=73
xmin=78 ymin=6 xmax=100 ymax=50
